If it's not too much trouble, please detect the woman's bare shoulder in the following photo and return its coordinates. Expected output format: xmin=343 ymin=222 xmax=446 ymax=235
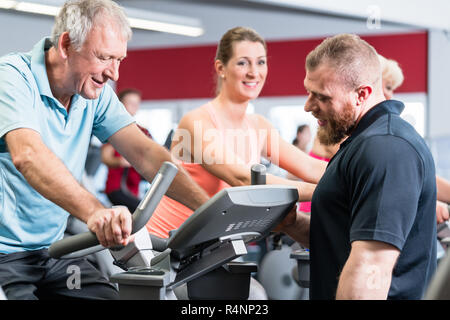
xmin=247 ymin=113 xmax=273 ymax=130
xmin=178 ymin=104 xmax=214 ymax=131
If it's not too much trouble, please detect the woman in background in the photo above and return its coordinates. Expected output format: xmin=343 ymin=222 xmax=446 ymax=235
xmin=102 ymin=89 xmax=152 ymax=212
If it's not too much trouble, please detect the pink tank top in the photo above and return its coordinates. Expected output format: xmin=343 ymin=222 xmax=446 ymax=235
xmin=298 ymin=151 xmax=331 ymax=213
xmin=147 ymin=102 xmax=262 ymax=238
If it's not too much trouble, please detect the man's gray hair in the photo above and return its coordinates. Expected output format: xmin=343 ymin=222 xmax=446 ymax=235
xmin=51 ymin=0 xmax=132 ymax=50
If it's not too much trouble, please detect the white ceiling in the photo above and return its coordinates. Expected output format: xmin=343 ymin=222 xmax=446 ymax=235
xmin=245 ymin=0 xmax=450 ymax=31
xmin=0 ymin=0 xmax=433 ymax=54
xmin=116 ymin=0 xmax=420 ymax=49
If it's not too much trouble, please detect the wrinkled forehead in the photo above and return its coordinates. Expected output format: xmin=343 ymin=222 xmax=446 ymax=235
xmin=83 ymin=22 xmax=128 ymax=57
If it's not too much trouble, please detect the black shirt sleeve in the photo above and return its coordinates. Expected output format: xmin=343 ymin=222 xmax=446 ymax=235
xmin=347 ymin=135 xmax=425 ymax=250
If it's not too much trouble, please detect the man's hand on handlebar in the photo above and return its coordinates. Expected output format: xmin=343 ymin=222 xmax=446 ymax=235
xmin=86 ymin=206 xmax=134 ymax=247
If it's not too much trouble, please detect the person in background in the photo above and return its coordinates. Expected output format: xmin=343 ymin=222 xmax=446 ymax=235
xmin=378 ymin=54 xmax=404 ymax=100
xmin=102 ymin=88 xmax=152 ymax=212
xmin=287 ymin=124 xmax=312 ymax=181
xmin=292 ymin=124 xmax=311 ymax=152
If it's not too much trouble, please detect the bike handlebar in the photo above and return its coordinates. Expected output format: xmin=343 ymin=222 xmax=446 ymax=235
xmin=48 ymin=161 xmax=178 ymax=259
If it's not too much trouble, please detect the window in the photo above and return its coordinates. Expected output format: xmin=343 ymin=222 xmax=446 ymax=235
xmin=268 ymin=105 xmax=316 ymax=147
xmin=135 ymin=109 xmax=174 ymax=145
xmin=400 ymin=102 xmax=425 ymax=137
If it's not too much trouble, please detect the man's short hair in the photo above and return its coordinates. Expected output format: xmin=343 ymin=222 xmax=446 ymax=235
xmin=306 ymin=34 xmax=381 ymax=89
xmin=51 ymin=0 xmax=132 ymax=50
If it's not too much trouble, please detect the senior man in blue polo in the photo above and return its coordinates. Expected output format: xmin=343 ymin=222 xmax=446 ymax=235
xmin=278 ymin=34 xmax=437 ymax=300
xmin=0 ymin=0 xmax=209 ymax=300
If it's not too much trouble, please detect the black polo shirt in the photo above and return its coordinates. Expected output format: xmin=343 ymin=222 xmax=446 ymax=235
xmin=310 ymin=100 xmax=437 ymax=300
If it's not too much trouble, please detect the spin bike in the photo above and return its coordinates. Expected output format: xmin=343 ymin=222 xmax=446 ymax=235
xmin=49 ymin=162 xmax=298 ymax=300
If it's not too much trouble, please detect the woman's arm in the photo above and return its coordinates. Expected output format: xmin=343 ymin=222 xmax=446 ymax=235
xmin=256 ymin=115 xmax=327 ymax=184
xmin=171 ymin=110 xmax=317 ymax=201
xmin=437 ymin=175 xmax=450 ymax=203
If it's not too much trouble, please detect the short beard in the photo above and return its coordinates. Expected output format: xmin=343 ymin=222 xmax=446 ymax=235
xmin=317 ymin=104 xmax=356 ymax=146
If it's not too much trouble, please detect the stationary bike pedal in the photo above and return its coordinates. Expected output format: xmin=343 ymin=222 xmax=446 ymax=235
xmin=126 ymin=267 xmax=165 ymax=276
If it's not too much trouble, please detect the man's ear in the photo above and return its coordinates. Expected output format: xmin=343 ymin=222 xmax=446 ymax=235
xmin=57 ymin=32 xmax=72 ymax=59
xmin=355 ymin=85 xmax=373 ymax=106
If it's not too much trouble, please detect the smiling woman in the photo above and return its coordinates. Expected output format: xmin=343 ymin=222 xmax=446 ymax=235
xmin=146 ymin=26 xmax=327 ymax=240
xmin=215 ymin=39 xmax=267 ymax=103
xmin=214 ymin=27 xmax=267 ymax=97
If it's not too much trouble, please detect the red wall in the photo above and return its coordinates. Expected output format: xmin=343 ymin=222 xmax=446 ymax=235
xmin=117 ymin=32 xmax=427 ymax=100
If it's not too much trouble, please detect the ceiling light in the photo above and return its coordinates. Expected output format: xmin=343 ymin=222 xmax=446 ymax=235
xmin=124 ymin=6 xmax=204 ymax=37
xmin=0 ymin=0 xmax=18 ymax=9
xmin=0 ymin=1 xmax=204 ymax=37
xmin=128 ymin=17 xmax=203 ymax=37
xmin=15 ymin=2 xmax=60 ymax=16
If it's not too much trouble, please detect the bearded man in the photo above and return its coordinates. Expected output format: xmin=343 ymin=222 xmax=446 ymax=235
xmin=278 ymin=34 xmax=437 ymax=300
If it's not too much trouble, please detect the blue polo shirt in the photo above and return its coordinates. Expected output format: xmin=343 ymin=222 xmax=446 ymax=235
xmin=0 ymin=38 xmax=134 ymax=254
xmin=310 ymin=100 xmax=437 ymax=299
